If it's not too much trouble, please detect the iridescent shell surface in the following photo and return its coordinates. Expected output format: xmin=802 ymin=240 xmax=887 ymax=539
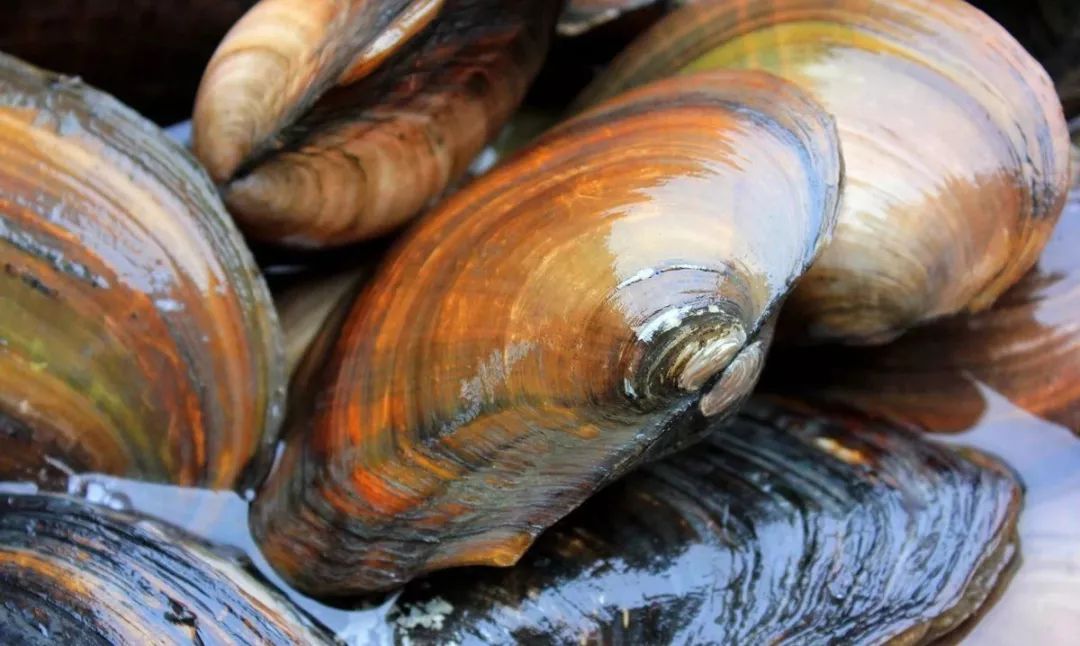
xmin=0 ymin=494 xmax=332 ymax=645
xmin=580 ymin=0 xmax=1071 ymax=344
xmin=250 ymin=70 xmax=842 ymax=595
xmin=393 ymin=400 xmax=1021 ymax=645
xmin=0 ymin=53 xmax=285 ymax=488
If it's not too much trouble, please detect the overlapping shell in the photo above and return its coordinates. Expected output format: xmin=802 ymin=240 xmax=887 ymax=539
xmin=559 ymin=0 xmax=670 ymax=37
xmin=392 ymin=400 xmax=1021 ymax=645
xmin=194 ymin=0 xmax=558 ymax=247
xmin=766 ymin=142 xmax=1080 ymax=434
xmin=0 ymin=53 xmax=284 ymax=488
xmin=579 ymin=0 xmax=1071 ymax=344
xmin=0 ymin=494 xmax=332 ymax=644
xmin=274 ymin=267 xmax=368 ymax=377
xmin=250 ymin=70 xmax=843 ymax=595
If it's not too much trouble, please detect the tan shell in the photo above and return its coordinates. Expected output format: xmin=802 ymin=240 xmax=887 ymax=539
xmin=579 ymin=0 xmax=1071 ymax=344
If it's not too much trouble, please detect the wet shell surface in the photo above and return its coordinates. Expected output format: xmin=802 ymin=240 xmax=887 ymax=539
xmin=249 ymin=70 xmax=842 ymax=595
xmin=0 ymin=493 xmax=332 ymax=645
xmin=579 ymin=0 xmax=1071 ymax=344
xmin=0 ymin=53 xmax=285 ymax=488
xmin=559 ymin=0 xmax=671 ymax=37
xmin=195 ymin=0 xmax=558 ymax=247
xmin=765 ymin=143 xmax=1080 ymax=435
xmin=392 ymin=399 xmax=1021 ymax=645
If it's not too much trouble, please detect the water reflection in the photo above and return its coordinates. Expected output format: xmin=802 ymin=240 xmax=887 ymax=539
xmin=941 ymin=386 xmax=1080 ymax=645
xmin=1 ymin=380 xmax=1074 ymax=644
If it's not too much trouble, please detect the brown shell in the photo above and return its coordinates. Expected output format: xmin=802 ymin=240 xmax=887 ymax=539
xmin=764 ymin=143 xmax=1080 ymax=435
xmin=0 ymin=53 xmax=285 ymax=488
xmin=250 ymin=70 xmax=842 ymax=595
xmin=579 ymin=0 xmax=1071 ymax=344
xmin=274 ymin=267 xmax=368 ymax=377
xmin=194 ymin=0 xmax=557 ymax=247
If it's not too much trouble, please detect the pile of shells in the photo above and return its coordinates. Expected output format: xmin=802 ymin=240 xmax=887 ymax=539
xmin=0 ymin=0 xmax=1077 ymax=643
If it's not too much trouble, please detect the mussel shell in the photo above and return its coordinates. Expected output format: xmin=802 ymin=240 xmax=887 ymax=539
xmin=579 ymin=0 xmax=1071 ymax=344
xmin=764 ymin=143 xmax=1080 ymax=434
xmin=250 ymin=70 xmax=842 ymax=595
xmin=196 ymin=0 xmax=557 ymax=247
xmin=0 ymin=53 xmax=285 ymax=488
xmin=274 ymin=266 xmax=368 ymax=377
xmin=194 ymin=0 xmax=423 ymax=181
xmin=558 ymin=0 xmax=670 ymax=37
xmin=0 ymin=0 xmax=256 ymax=124
xmin=0 ymin=493 xmax=331 ymax=644
xmin=392 ymin=399 xmax=1021 ymax=645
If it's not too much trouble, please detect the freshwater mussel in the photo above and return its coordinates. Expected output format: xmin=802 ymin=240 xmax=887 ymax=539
xmin=251 ymin=69 xmax=842 ymax=595
xmin=0 ymin=0 xmax=1074 ymax=642
xmin=391 ymin=399 xmax=1021 ymax=645
xmin=0 ymin=398 xmax=1022 ymax=646
xmin=0 ymin=493 xmax=332 ymax=644
xmin=579 ymin=0 xmax=1071 ymax=344
xmin=193 ymin=0 xmax=558 ymax=247
xmin=0 ymin=52 xmax=284 ymax=489
xmin=976 ymin=0 xmax=1080 ymax=114
xmin=765 ymin=139 xmax=1080 ymax=434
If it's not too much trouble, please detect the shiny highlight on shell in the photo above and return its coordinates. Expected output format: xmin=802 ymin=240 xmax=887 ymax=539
xmin=393 ymin=399 xmax=1022 ymax=645
xmin=579 ymin=0 xmax=1071 ymax=344
xmin=0 ymin=53 xmax=285 ymax=488
xmin=250 ymin=70 xmax=842 ymax=595
xmin=0 ymin=494 xmax=332 ymax=645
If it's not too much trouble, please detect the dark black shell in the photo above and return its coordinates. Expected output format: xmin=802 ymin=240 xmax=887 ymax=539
xmin=0 ymin=494 xmax=331 ymax=645
xmin=391 ymin=400 xmax=1021 ymax=645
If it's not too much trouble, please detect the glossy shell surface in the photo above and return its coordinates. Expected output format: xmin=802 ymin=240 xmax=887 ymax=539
xmin=251 ymin=70 xmax=842 ymax=595
xmin=0 ymin=494 xmax=331 ymax=645
xmin=393 ymin=400 xmax=1021 ymax=645
xmin=580 ymin=0 xmax=1071 ymax=343
xmin=0 ymin=53 xmax=285 ymax=488
xmin=765 ymin=143 xmax=1080 ymax=434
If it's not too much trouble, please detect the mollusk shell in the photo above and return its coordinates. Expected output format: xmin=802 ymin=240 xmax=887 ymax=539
xmin=765 ymin=143 xmax=1080 ymax=435
xmin=393 ymin=399 xmax=1021 ymax=645
xmin=559 ymin=0 xmax=671 ymax=37
xmin=194 ymin=0 xmax=426 ymax=181
xmin=195 ymin=0 xmax=557 ymax=247
xmin=0 ymin=494 xmax=332 ymax=644
xmin=250 ymin=70 xmax=842 ymax=595
xmin=0 ymin=0 xmax=256 ymax=123
xmin=275 ymin=266 xmax=368 ymax=377
xmin=579 ymin=0 xmax=1071 ymax=344
xmin=0 ymin=53 xmax=284 ymax=488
